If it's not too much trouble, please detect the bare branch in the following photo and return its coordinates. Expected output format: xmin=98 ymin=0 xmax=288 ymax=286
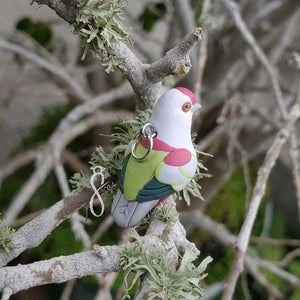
xmin=181 ymin=210 xmax=286 ymax=299
xmin=0 ymin=245 xmax=123 ymax=295
xmin=173 ymin=0 xmax=195 ymax=34
xmin=222 ymin=102 xmax=300 ymax=300
xmin=146 ymin=28 xmax=203 ymax=83
xmin=3 ymin=154 xmax=54 ymax=226
xmin=0 ymin=145 xmax=45 ymax=182
xmin=254 ymin=257 xmax=300 ymax=287
xmin=34 ymin=0 xmax=77 ymax=23
xmin=245 ymin=257 xmax=283 ymax=299
xmin=250 ymin=236 xmax=300 ymax=247
xmin=194 ymin=31 xmax=208 ymax=104
xmin=180 ymin=210 xmax=236 ymax=247
xmin=0 ymin=39 xmax=91 ymax=103
xmin=0 ymin=183 xmax=97 ymax=267
xmin=62 ymin=150 xmax=90 ymax=173
xmin=220 ymin=0 xmax=287 ymax=119
xmin=53 ymin=156 xmax=91 ymax=249
xmin=3 ymin=103 xmax=133 ymax=226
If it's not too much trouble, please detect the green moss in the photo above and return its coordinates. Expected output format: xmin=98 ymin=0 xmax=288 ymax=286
xmin=155 ymin=202 xmax=179 ymax=230
xmin=121 ymin=230 xmax=212 ymax=300
xmin=0 ymin=219 xmax=17 ymax=254
xmin=75 ymin=0 xmax=131 ymax=73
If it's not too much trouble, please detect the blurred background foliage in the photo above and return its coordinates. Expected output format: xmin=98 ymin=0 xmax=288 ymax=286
xmin=0 ymin=0 xmax=300 ymax=299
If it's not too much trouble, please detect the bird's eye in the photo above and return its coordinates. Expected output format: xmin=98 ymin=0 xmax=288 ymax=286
xmin=182 ymin=101 xmax=192 ymax=112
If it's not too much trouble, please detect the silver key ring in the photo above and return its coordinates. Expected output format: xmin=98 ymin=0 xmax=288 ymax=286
xmin=131 ymin=122 xmax=157 ymax=161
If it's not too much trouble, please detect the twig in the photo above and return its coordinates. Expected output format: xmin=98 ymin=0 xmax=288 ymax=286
xmin=173 ymin=0 xmax=195 ymax=34
xmin=91 ymin=215 xmax=114 ymax=245
xmin=95 ymin=229 xmax=131 ymax=300
xmin=241 ymin=101 xmax=282 ymax=130
xmin=180 ymin=210 xmax=285 ymax=299
xmin=250 ymin=236 xmax=300 ymax=247
xmin=270 ymin=10 xmax=300 ymax=65
xmin=180 ymin=210 xmax=236 ymax=247
xmin=276 ymin=248 xmax=300 ymax=268
xmin=33 ymin=0 xmax=202 ymax=109
xmin=254 ymin=257 xmax=300 ymax=287
xmin=0 ymin=245 xmax=124 ymax=295
xmin=54 ymin=110 xmax=133 ymax=154
xmin=53 ymin=150 xmax=91 ymax=249
xmin=60 ymin=279 xmax=76 ymax=300
xmin=222 ymin=102 xmax=300 ymax=300
xmin=220 ymin=0 xmax=287 ymax=119
xmin=245 ymin=257 xmax=283 ymax=299
xmin=62 ymin=150 xmax=90 ymax=173
xmin=194 ymin=31 xmax=208 ymax=104
xmin=260 ymin=201 xmax=274 ymax=237
xmin=33 ymin=0 xmax=78 ymax=23
xmin=0 ymin=179 xmax=100 ymax=267
xmin=197 ymin=125 xmax=225 ymax=152
xmin=3 ymin=108 xmax=132 ymax=226
xmin=0 ymin=198 xmax=199 ymax=297
xmin=146 ymin=28 xmax=203 ymax=84
xmin=3 ymin=154 xmax=54 ymax=226
xmin=289 ymin=127 xmax=300 ymax=222
xmin=221 ymin=94 xmax=252 ymax=205
xmin=0 ymin=39 xmax=91 ymax=103
xmin=54 ymin=83 xmax=133 ymax=134
xmin=0 ymin=145 xmax=45 ymax=182
xmin=241 ymin=272 xmax=252 ymax=300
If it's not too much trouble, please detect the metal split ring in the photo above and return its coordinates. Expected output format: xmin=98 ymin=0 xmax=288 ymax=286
xmin=131 ymin=122 xmax=157 ymax=161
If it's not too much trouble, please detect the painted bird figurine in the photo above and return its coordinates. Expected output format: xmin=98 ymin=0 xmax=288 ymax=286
xmin=111 ymin=87 xmax=201 ymax=227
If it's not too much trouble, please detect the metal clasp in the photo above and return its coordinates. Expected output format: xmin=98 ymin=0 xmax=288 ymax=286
xmin=131 ymin=122 xmax=157 ymax=161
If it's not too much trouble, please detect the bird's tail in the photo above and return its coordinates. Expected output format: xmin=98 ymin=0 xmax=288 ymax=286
xmin=111 ymin=189 xmax=160 ymax=228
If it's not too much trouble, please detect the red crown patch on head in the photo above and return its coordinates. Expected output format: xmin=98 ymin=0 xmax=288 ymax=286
xmin=175 ymin=87 xmax=196 ymax=105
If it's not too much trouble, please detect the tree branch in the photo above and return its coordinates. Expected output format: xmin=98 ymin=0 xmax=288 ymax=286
xmin=0 ymin=183 xmax=97 ymax=267
xmin=220 ymin=0 xmax=287 ymax=119
xmin=0 ymin=39 xmax=91 ymax=103
xmin=0 ymin=245 xmax=123 ymax=296
xmin=0 ymin=145 xmax=45 ymax=182
xmin=32 ymin=0 xmax=203 ymax=109
xmin=222 ymin=102 xmax=300 ymax=300
xmin=146 ymin=27 xmax=203 ymax=83
xmin=0 ymin=198 xmax=200 ymax=298
xmin=34 ymin=0 xmax=77 ymax=23
xmin=3 ymin=92 xmax=133 ymax=225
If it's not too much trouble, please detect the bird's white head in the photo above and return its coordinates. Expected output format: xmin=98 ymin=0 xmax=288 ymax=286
xmin=150 ymin=87 xmax=201 ymax=149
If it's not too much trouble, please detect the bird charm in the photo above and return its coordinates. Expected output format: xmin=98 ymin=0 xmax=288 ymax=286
xmin=111 ymin=87 xmax=201 ymax=227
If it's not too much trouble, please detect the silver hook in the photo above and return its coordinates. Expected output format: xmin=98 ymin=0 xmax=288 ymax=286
xmin=89 ymin=166 xmax=105 ymax=217
xmin=131 ymin=123 xmax=157 ymax=161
